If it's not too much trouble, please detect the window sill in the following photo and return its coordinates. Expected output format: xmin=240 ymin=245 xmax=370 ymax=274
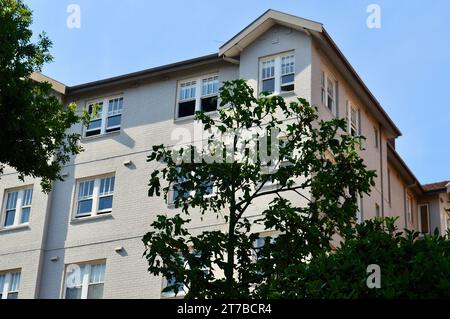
xmin=70 ymin=213 xmax=113 ymax=224
xmin=81 ymin=130 xmax=121 ymax=142
xmin=0 ymin=224 xmax=30 ymax=234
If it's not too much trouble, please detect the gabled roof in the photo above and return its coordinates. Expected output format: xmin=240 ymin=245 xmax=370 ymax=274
xmin=219 ymin=9 xmax=322 ymax=57
xmin=219 ymin=9 xmax=402 ymax=138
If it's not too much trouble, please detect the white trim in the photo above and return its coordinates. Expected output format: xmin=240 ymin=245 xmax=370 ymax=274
xmin=62 ymin=261 xmax=106 ymax=299
xmin=175 ymin=74 xmax=219 ymax=119
xmin=0 ymin=270 xmax=21 ymax=299
xmin=84 ymin=95 xmax=124 ymax=137
xmin=322 ymin=71 xmax=337 ymax=116
xmin=259 ymin=51 xmax=295 ymax=95
xmin=74 ymin=174 xmax=115 ymax=219
xmin=418 ymin=203 xmax=430 ymax=234
xmin=406 ymin=193 xmax=413 ymax=226
xmin=347 ymin=100 xmax=359 ymax=136
xmin=1 ymin=187 xmax=33 ymax=229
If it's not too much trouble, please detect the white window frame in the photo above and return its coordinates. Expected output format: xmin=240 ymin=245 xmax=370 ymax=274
xmin=406 ymin=193 xmax=413 ymax=226
xmin=347 ymin=101 xmax=359 ymax=136
xmin=74 ymin=174 xmax=115 ymax=219
xmin=374 ymin=126 xmax=380 ymax=149
xmin=1 ymin=187 xmax=33 ymax=229
xmin=356 ymin=195 xmax=363 ymax=224
xmin=419 ymin=203 xmax=430 ymax=234
xmin=176 ymin=74 xmax=219 ymax=119
xmin=259 ymin=52 xmax=296 ymax=95
xmin=0 ymin=270 xmax=21 ymax=299
xmin=321 ymin=71 xmax=337 ymax=115
xmin=63 ymin=261 xmax=106 ymax=299
xmin=167 ymin=171 xmax=215 ymax=207
xmin=84 ymin=95 xmax=124 ymax=137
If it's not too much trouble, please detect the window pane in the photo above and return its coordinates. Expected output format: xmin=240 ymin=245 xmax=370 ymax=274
xmin=262 ymin=78 xmax=275 ymax=93
xmin=88 ymin=102 xmax=103 ymax=119
xmin=0 ymin=274 xmax=5 ymax=293
xmin=20 ymin=207 xmax=30 ymax=224
xmin=79 ymin=180 xmax=94 ymax=199
xmin=106 ymin=115 xmax=122 ymax=129
xmin=87 ymin=119 xmax=102 ymax=131
xmin=89 ymin=264 xmax=105 ymax=284
xmin=179 ymin=81 xmax=196 ymax=101
xmin=87 ymin=283 xmax=104 ymax=299
xmin=6 ymin=191 xmax=18 ymax=210
xmin=77 ymin=199 xmax=93 ymax=216
xmin=108 ymin=98 xmax=123 ymax=116
xmin=9 ymin=272 xmax=21 ymax=292
xmin=98 ymin=196 xmax=113 ymax=212
xmin=99 ymin=177 xmax=115 ymax=196
xmin=261 ymin=60 xmax=275 ymax=79
xmin=281 ymin=55 xmax=295 ymax=75
xmin=281 ymin=74 xmax=294 ymax=85
xmin=22 ymin=189 xmax=33 ymax=206
xmin=65 ymin=287 xmax=82 ymax=299
xmin=4 ymin=210 xmax=15 ymax=227
xmin=201 ymin=76 xmax=219 ymax=96
xmin=178 ymin=100 xmax=196 ymax=118
xmin=201 ymin=96 xmax=218 ymax=113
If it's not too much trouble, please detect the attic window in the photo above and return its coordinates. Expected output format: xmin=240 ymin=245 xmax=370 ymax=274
xmin=260 ymin=52 xmax=295 ymax=95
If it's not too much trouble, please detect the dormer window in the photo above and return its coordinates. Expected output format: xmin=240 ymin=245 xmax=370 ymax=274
xmin=259 ymin=52 xmax=295 ymax=95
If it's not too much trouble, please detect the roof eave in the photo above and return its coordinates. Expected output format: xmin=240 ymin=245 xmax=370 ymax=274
xmin=66 ymin=53 xmax=221 ymax=96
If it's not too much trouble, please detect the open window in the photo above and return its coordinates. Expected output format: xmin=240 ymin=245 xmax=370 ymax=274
xmin=176 ymin=75 xmax=219 ymax=119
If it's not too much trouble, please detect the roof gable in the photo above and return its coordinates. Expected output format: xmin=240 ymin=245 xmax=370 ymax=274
xmin=219 ymin=9 xmax=322 ymax=58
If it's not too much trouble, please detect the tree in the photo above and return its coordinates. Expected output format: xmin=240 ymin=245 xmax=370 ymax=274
xmin=0 ymin=0 xmax=89 ymax=192
xmin=143 ymin=79 xmax=376 ymax=298
xmin=274 ymin=217 xmax=450 ymax=299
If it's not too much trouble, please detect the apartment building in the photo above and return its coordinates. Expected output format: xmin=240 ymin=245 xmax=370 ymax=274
xmin=0 ymin=10 xmax=448 ymax=299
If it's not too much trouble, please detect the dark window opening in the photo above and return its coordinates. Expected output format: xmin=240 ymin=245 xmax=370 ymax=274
xmin=178 ymin=100 xmax=196 ymax=118
xmin=201 ymin=96 xmax=218 ymax=113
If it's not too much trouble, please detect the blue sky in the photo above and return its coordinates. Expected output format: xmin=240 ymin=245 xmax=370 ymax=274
xmin=26 ymin=0 xmax=449 ymax=184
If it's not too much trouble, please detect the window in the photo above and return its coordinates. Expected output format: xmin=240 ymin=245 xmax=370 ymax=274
xmin=356 ymin=195 xmax=362 ymax=223
xmin=260 ymin=52 xmax=295 ymax=95
xmin=280 ymin=55 xmax=295 ymax=92
xmin=64 ymin=262 xmax=106 ymax=299
xmin=419 ymin=204 xmax=430 ymax=234
xmin=347 ymin=101 xmax=359 ymax=136
xmin=75 ymin=175 xmax=115 ymax=219
xmin=168 ymin=170 xmax=214 ymax=206
xmin=0 ymin=271 xmax=21 ymax=299
xmin=387 ymin=169 xmax=392 ymax=205
xmin=375 ymin=203 xmax=381 ymax=218
xmin=2 ymin=187 xmax=33 ymax=228
xmin=374 ymin=127 xmax=380 ymax=149
xmin=177 ymin=75 xmax=219 ymax=118
xmin=253 ymin=236 xmax=277 ymax=261
xmin=321 ymin=71 xmax=337 ymax=115
xmin=406 ymin=194 xmax=413 ymax=225
xmin=161 ymin=253 xmax=189 ymax=298
xmin=85 ymin=96 xmax=124 ymax=137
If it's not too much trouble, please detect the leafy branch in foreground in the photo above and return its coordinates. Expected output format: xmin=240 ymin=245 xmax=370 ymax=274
xmin=0 ymin=0 xmax=91 ymax=191
xmin=143 ymin=79 xmax=376 ymax=298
